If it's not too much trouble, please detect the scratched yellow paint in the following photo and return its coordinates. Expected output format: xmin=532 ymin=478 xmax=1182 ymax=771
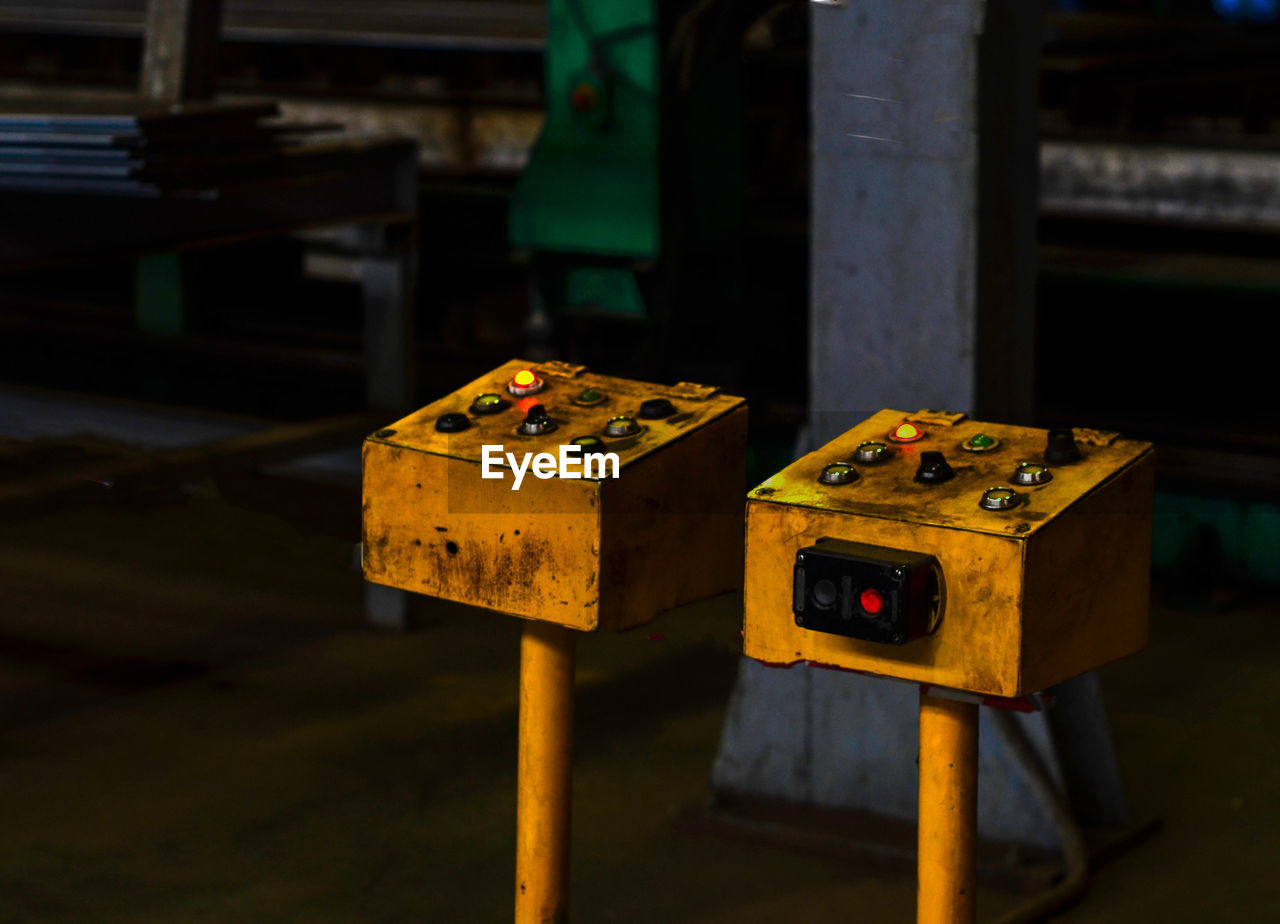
xmin=744 ymin=410 xmax=1154 ymax=697
xmin=363 ymin=360 xmax=747 ymax=632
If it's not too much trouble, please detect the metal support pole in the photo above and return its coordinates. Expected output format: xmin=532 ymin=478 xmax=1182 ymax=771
xmin=516 ymin=620 xmax=575 ymax=924
xmin=918 ymin=691 xmax=979 ymax=924
xmin=141 ymin=0 xmax=224 ymax=104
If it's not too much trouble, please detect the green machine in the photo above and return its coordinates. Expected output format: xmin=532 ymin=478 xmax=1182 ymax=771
xmin=511 ymin=0 xmax=762 ymax=343
xmin=510 ymin=0 xmax=661 ymax=322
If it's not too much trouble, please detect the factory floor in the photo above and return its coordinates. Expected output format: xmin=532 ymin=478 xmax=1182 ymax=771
xmin=1 ymin=469 xmax=1278 ymax=922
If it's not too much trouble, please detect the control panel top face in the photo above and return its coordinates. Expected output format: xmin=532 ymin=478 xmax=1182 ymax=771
xmin=367 ymin=359 xmax=745 ymax=473
xmin=749 ymin=409 xmax=1152 ymax=539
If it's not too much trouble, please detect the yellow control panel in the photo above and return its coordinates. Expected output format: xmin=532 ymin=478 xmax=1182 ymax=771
xmin=743 ymin=409 xmax=1154 ymax=697
xmin=363 ymin=359 xmax=747 ymax=632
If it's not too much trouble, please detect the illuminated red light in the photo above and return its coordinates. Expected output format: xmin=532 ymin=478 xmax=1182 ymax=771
xmin=891 ymin=423 xmax=923 ymax=443
xmin=508 ymin=368 xmax=544 ymax=397
xmin=860 ymin=588 xmax=884 ymax=615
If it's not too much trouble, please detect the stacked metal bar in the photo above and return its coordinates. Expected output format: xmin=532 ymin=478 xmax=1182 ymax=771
xmin=0 ymin=101 xmax=297 ymax=196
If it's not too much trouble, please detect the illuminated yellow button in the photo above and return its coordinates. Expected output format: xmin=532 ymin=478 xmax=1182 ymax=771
xmin=507 ymin=369 xmax=544 ymax=396
xmin=890 ymin=423 xmax=923 ymax=443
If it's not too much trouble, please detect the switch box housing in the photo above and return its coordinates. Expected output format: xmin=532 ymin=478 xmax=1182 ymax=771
xmin=793 ymin=539 xmax=942 ymax=646
xmin=363 ymin=359 xmax=747 ymax=632
xmin=745 ymin=409 xmax=1154 ymax=697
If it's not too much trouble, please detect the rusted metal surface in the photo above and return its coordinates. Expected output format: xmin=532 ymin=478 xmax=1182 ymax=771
xmin=362 ymin=360 xmax=747 ymax=632
xmin=742 ymin=409 xmax=1154 ymax=697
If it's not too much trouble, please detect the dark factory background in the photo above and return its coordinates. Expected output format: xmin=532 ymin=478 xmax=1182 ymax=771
xmin=1 ymin=1 xmax=1277 ymax=921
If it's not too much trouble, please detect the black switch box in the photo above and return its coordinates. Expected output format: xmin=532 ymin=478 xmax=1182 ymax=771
xmin=793 ymin=538 xmax=943 ymax=645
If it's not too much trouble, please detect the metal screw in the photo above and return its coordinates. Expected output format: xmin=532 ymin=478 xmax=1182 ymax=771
xmin=893 ymin=567 xmax=905 ymax=580
xmin=892 ymin=634 xmax=904 ymax=643
xmin=796 ymin=616 xmax=805 ymax=625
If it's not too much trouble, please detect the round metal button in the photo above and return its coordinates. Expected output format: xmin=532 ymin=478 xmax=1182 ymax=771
xmin=962 ymin=433 xmax=1000 ymax=452
xmin=853 ymin=441 xmax=889 ymax=463
xmin=435 ymin=412 xmax=470 ymax=433
xmin=603 ymin=416 xmax=640 ymax=437
xmin=470 ymin=393 xmax=508 ymax=415
xmin=818 ymin=462 xmax=859 ymax=485
xmin=979 ymin=486 xmax=1022 ymax=511
xmin=1012 ymin=461 xmax=1052 ymax=486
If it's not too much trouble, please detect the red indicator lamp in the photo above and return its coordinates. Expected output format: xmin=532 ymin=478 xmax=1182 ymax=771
xmin=890 ymin=422 xmax=924 ymax=443
xmin=570 ymin=83 xmax=598 ymax=112
xmin=860 ymin=588 xmax=884 ymax=615
xmin=508 ymin=368 xmax=544 ymax=397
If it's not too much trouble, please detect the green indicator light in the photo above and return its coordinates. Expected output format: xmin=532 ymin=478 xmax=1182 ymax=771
xmin=971 ymin=433 xmax=993 ymax=448
xmin=574 ymin=387 xmax=606 ymax=405
xmin=471 ymin=392 xmax=508 ymax=415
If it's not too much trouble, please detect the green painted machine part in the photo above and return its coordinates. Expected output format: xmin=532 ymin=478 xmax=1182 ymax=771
xmin=509 ymin=0 xmax=661 ymax=262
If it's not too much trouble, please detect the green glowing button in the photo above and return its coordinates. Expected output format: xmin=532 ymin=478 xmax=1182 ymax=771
xmin=573 ymin=387 xmax=607 ymax=406
xmin=471 ymin=393 xmax=508 ymax=415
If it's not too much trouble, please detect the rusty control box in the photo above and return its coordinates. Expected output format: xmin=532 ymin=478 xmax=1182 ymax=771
xmin=744 ymin=409 xmax=1154 ymax=697
xmin=362 ymin=359 xmax=747 ymax=631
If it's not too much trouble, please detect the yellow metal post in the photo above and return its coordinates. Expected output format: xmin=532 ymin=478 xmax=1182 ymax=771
xmin=516 ymin=620 xmax=575 ymax=924
xmin=918 ymin=691 xmax=978 ymax=924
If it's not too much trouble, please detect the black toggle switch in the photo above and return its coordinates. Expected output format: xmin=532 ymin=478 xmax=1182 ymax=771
xmin=435 ymin=412 xmax=470 ymax=433
xmin=518 ymin=403 xmax=555 ymax=436
xmin=1044 ymin=428 xmax=1081 ymax=464
xmin=915 ymin=450 xmax=954 ymax=484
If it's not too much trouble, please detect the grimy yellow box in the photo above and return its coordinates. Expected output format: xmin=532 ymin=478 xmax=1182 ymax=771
xmin=743 ymin=409 xmax=1153 ymax=697
xmin=363 ymin=359 xmax=747 ymax=631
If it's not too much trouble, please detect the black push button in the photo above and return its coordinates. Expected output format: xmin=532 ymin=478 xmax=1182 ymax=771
xmin=639 ymin=398 xmax=676 ymax=419
xmin=435 ymin=412 xmax=470 ymax=433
